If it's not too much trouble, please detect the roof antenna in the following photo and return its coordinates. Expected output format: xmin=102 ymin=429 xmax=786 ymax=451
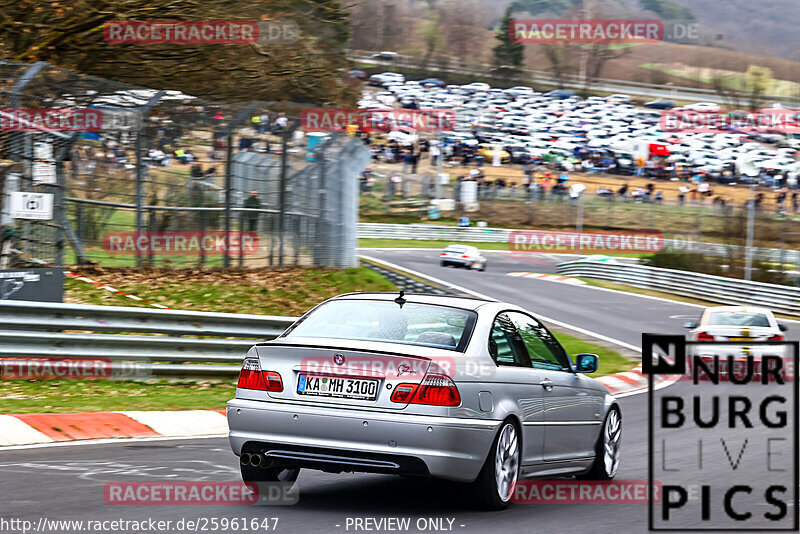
xmin=394 ymin=289 xmax=406 ymax=308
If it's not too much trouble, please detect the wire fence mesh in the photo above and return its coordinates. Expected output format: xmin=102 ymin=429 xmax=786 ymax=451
xmin=0 ymin=61 xmax=369 ymax=269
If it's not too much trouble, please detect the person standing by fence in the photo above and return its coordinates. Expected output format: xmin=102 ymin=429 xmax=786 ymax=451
xmin=244 ymin=190 xmax=261 ymax=232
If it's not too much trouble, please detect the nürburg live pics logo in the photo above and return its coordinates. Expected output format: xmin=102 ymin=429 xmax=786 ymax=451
xmin=644 ymin=334 xmax=798 ymax=531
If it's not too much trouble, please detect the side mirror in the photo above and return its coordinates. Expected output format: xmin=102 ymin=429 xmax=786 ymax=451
xmin=779 ymin=323 xmax=788 ymax=332
xmin=683 ymin=321 xmax=698 ymax=329
xmin=575 ymin=353 xmax=599 ymax=374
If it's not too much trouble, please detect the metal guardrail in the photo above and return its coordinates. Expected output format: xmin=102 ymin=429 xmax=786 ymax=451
xmin=557 ymin=259 xmax=800 ymax=315
xmin=0 ymin=300 xmax=294 ymax=337
xmin=357 ymin=223 xmax=800 ymax=263
xmin=0 ymin=301 xmax=297 ymax=379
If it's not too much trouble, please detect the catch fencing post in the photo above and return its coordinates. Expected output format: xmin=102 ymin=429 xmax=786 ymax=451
xmin=135 ymin=91 xmax=165 ymax=268
xmin=223 ymin=106 xmax=256 ymax=268
xmin=278 ymin=119 xmax=300 ymax=267
xmin=239 ymin=210 xmax=245 ymax=268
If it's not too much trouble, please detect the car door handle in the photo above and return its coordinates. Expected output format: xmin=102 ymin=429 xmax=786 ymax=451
xmin=540 ymin=379 xmax=554 ymax=391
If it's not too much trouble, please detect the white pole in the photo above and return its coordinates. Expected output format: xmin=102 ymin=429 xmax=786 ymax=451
xmin=744 ymin=182 xmax=755 ymax=281
xmin=436 ymin=132 xmax=443 ymax=200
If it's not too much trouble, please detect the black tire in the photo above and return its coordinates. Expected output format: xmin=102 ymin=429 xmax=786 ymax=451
xmin=578 ymin=407 xmax=621 ymax=480
xmin=440 ymin=261 xmax=446 ymax=267
xmin=472 ymin=421 xmax=520 ymax=510
xmin=479 ymin=263 xmax=486 ymax=272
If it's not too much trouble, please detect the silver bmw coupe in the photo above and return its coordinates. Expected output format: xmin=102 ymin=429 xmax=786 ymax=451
xmin=227 ymin=292 xmax=621 ymax=509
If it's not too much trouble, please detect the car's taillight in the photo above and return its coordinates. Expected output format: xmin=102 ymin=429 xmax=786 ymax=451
xmin=263 ymin=371 xmax=283 ymax=392
xmin=768 ymin=334 xmax=785 ymax=342
xmin=696 ymin=332 xmax=714 ymax=341
xmin=237 ymin=358 xmax=283 ymax=392
xmin=391 ymin=373 xmax=460 ymax=406
xmin=461 ymin=255 xmax=469 ymax=259
xmin=237 ymin=358 xmax=266 ymax=390
xmin=390 ymin=384 xmax=417 ymax=403
xmin=440 ymin=252 xmax=447 ymax=256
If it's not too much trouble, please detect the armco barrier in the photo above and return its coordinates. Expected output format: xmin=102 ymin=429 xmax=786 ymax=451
xmin=357 ymin=223 xmax=800 ymax=263
xmin=0 ymin=301 xmax=297 ymax=379
xmin=557 ymin=259 xmax=800 ymax=315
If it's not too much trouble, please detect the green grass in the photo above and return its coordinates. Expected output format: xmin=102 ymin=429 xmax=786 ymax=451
xmin=555 ymin=331 xmax=634 ymax=378
xmin=0 ymin=380 xmax=235 ymax=413
xmin=5 ymin=262 xmax=632 ymax=414
xmin=65 ymin=266 xmax=397 ymax=316
xmin=0 ymin=333 xmax=629 ymax=414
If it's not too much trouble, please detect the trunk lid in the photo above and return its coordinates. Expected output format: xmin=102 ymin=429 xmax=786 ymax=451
xmin=254 ymin=338 xmax=457 ymax=410
xmin=702 ymin=326 xmax=777 ymax=341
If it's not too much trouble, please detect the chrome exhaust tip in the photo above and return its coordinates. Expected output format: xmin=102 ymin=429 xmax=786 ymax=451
xmin=240 ymin=453 xmax=251 ymax=466
xmin=250 ymin=453 xmax=263 ymax=467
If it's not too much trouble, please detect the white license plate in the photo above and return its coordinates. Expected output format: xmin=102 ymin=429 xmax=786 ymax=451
xmin=297 ymin=374 xmax=378 ymax=400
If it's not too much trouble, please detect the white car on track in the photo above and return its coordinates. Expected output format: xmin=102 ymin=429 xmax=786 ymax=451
xmin=683 ymin=306 xmax=788 ymax=363
xmin=440 ymin=245 xmax=487 ymax=271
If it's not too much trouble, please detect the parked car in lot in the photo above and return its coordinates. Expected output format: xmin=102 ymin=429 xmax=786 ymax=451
xmin=605 ymin=94 xmax=632 ymax=104
xmin=682 ymin=102 xmax=721 ymax=112
xmin=372 ymin=51 xmax=399 ymax=61
xmin=440 ymin=244 xmax=487 ymax=270
xmin=348 ymin=69 xmax=367 ymax=80
xmin=368 ymin=72 xmax=405 ymax=86
xmin=644 ymin=98 xmax=675 ymax=110
xmin=545 ymin=89 xmax=575 ymax=99
xmin=419 ymin=78 xmax=446 ymax=88
xmin=228 ymin=293 xmax=621 ymax=509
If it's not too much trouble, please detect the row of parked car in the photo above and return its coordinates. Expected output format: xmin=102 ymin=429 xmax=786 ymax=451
xmin=357 ymin=76 xmax=800 ymax=179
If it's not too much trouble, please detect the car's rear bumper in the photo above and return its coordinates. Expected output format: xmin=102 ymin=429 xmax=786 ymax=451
xmin=227 ymin=398 xmax=501 ymax=482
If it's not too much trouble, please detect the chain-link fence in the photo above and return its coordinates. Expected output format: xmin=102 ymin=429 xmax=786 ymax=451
xmin=360 ymin=167 xmax=800 ymax=255
xmin=0 ymin=61 xmax=369 ymax=269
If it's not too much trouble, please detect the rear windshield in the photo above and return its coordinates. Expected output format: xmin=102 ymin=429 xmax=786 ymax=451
xmin=445 ymin=246 xmax=467 ymax=253
xmin=707 ymin=312 xmax=770 ymax=327
xmin=283 ymin=300 xmax=477 ymax=351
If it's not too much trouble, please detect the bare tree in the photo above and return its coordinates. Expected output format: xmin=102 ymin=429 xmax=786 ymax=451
xmin=439 ymin=0 xmax=484 ymax=65
xmin=0 ymin=0 xmax=354 ymax=105
xmin=580 ymin=44 xmax=631 ymax=96
xmin=541 ymin=43 xmax=575 ymax=88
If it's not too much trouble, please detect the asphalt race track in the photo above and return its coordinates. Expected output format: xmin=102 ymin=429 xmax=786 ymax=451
xmin=1 ymin=250 xmax=796 ymax=534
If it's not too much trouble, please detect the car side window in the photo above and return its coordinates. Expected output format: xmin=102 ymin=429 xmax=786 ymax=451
xmin=507 ymin=311 xmax=570 ymax=371
xmin=489 ymin=313 xmax=531 ymax=367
